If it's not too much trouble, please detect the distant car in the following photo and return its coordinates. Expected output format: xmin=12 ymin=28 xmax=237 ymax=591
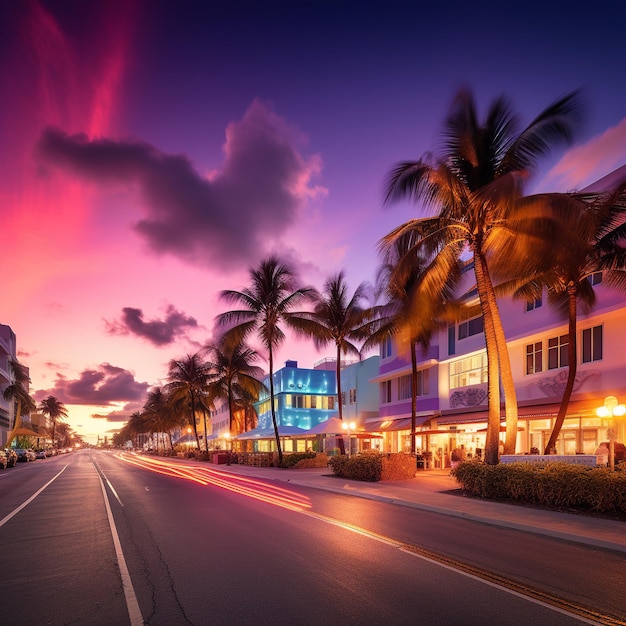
xmin=0 ymin=450 xmax=7 ymax=469
xmin=3 ymin=449 xmax=17 ymax=467
xmin=15 ymin=448 xmax=35 ymax=462
xmin=34 ymin=450 xmax=47 ymax=460
xmin=4 ymin=449 xmax=17 ymax=467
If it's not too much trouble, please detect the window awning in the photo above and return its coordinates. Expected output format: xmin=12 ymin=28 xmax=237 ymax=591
xmin=365 ymin=417 xmax=430 ymax=432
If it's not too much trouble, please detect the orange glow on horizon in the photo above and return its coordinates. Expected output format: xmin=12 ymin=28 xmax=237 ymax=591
xmin=116 ymin=453 xmax=312 ymax=512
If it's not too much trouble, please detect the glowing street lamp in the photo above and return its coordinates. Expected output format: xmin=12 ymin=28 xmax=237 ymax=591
xmin=596 ymin=396 xmax=626 ymax=470
xmin=342 ymin=421 xmax=356 ymax=457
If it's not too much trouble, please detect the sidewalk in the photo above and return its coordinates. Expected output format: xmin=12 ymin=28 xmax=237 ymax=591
xmin=216 ymin=463 xmax=626 ymax=554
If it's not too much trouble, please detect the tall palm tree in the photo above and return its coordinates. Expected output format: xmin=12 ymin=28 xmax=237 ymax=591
xmin=2 ymin=359 xmax=37 ymax=447
xmin=127 ymin=411 xmax=147 ymax=449
xmin=3 ymin=359 xmax=36 ymax=448
xmin=143 ymin=386 xmax=183 ymax=452
xmin=165 ymin=353 xmax=211 ymax=450
xmin=373 ymin=232 xmax=461 ymax=454
xmin=503 ymin=186 xmax=626 ymax=453
xmin=216 ymin=256 xmax=313 ymax=464
xmin=38 ymin=395 xmax=68 ymax=449
xmin=384 ymin=88 xmax=583 ymax=463
xmin=204 ymin=336 xmax=265 ymax=436
xmin=290 ymin=272 xmax=371 ymax=428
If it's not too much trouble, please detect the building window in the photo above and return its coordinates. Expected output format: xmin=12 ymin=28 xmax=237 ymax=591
xmin=397 ymin=371 xmax=429 ymax=399
xmin=548 ymin=335 xmax=569 ymax=369
xmin=526 ymin=297 xmax=542 ymax=311
xmin=526 ymin=342 xmax=543 ymax=374
xmin=398 ymin=375 xmax=411 ymax=400
xmin=341 ymin=391 xmax=346 ymax=406
xmin=449 ymin=354 xmax=487 ymax=389
xmin=458 ymin=316 xmax=483 ymax=340
xmin=380 ymin=380 xmax=392 ymax=404
xmin=381 ymin=337 xmax=392 ymax=359
xmin=310 ymin=396 xmax=317 ymax=409
xmin=582 ymin=325 xmax=603 ymax=363
xmin=588 ymin=272 xmax=603 ymax=286
xmin=327 ymin=396 xmax=335 ymax=410
xmin=448 ymin=325 xmax=455 ymax=356
xmin=349 ymin=388 xmax=356 ymax=403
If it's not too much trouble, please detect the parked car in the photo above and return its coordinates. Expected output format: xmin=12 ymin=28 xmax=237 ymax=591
xmin=0 ymin=450 xmax=7 ymax=469
xmin=15 ymin=448 xmax=36 ymax=462
xmin=34 ymin=449 xmax=47 ymax=460
xmin=3 ymin=449 xmax=18 ymax=467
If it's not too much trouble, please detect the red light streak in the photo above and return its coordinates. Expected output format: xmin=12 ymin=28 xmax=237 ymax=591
xmin=116 ymin=453 xmax=312 ymax=512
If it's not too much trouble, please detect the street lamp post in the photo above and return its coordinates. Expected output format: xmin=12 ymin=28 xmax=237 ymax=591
xmin=342 ymin=421 xmax=356 ymax=457
xmin=596 ymin=396 xmax=626 ymax=470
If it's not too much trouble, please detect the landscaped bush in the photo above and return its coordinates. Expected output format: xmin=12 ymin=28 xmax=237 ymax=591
xmin=278 ymin=452 xmax=317 ymax=468
xmin=329 ymin=454 xmax=383 ymax=481
xmin=451 ymin=460 xmax=626 ymax=515
xmin=381 ymin=453 xmax=417 ymax=480
xmin=293 ymin=453 xmax=330 ymax=468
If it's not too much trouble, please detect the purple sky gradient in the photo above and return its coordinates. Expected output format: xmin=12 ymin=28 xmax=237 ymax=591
xmin=2 ymin=0 xmax=625 ymax=442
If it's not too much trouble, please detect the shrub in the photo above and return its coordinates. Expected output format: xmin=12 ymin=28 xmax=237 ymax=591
xmin=278 ymin=452 xmax=317 ymax=468
xmin=451 ymin=461 xmax=626 ymax=516
xmin=381 ymin=453 xmax=417 ymax=481
xmin=329 ymin=454 xmax=382 ymax=481
xmin=294 ymin=453 xmax=330 ymax=468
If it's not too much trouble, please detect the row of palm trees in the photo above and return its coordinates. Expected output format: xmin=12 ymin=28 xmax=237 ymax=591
xmin=120 ymin=88 xmax=625 ymax=465
xmin=3 ymin=358 xmax=69 ymax=447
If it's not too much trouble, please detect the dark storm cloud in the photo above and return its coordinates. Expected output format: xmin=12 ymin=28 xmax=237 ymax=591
xmin=37 ymin=100 xmax=324 ymax=269
xmin=105 ymin=305 xmax=198 ymax=346
xmin=33 ymin=363 xmax=149 ymax=405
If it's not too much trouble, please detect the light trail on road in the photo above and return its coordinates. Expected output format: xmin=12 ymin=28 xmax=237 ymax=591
xmin=115 ymin=452 xmax=312 ymax=512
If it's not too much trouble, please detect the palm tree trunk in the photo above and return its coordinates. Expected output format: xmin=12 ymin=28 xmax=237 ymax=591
xmin=410 ymin=338 xmax=418 ymax=455
xmin=544 ymin=285 xmax=578 ymax=454
xmin=268 ymin=346 xmax=283 ymax=464
xmin=481 ymin=261 xmax=519 ymax=454
xmin=189 ymin=392 xmax=200 ymax=450
xmin=5 ymin=398 xmax=23 ymax=449
xmin=335 ymin=342 xmax=346 ymax=455
xmin=474 ymin=251 xmax=502 ymax=465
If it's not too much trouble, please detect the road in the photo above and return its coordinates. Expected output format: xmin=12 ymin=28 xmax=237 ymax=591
xmin=0 ymin=449 xmax=624 ymax=625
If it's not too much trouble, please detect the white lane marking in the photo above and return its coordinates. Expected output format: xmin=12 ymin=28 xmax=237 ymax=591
xmin=92 ymin=459 xmax=124 ymax=507
xmin=0 ymin=465 xmax=69 ymax=528
xmin=96 ymin=470 xmax=143 ymax=626
xmin=399 ymin=548 xmax=602 ymax=625
xmin=300 ymin=510 xmax=600 ymax=625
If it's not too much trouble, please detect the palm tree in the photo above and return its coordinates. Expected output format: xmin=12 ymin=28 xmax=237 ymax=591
xmin=165 ymin=353 xmax=211 ymax=451
xmin=126 ymin=411 xmax=147 ymax=449
xmin=204 ymin=336 xmax=265 ymax=437
xmin=38 ymin=395 xmax=68 ymax=449
xmin=3 ymin=359 xmax=36 ymax=448
xmin=503 ymin=186 xmax=626 ymax=453
xmin=384 ymin=88 xmax=583 ymax=463
xmin=373 ymin=232 xmax=461 ymax=454
xmin=290 ymin=272 xmax=371 ymax=429
xmin=143 ymin=386 xmax=183 ymax=452
xmin=216 ymin=256 xmax=313 ymax=464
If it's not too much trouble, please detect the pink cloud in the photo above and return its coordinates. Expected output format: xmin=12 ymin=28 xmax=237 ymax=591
xmin=542 ymin=117 xmax=626 ymax=191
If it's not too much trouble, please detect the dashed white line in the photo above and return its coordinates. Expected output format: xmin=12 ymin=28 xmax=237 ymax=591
xmin=96 ymin=469 xmax=143 ymax=625
xmin=0 ymin=465 xmax=69 ymax=528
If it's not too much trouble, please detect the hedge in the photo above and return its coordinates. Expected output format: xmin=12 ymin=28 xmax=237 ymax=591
xmin=328 ymin=453 xmax=417 ymax=482
xmin=451 ymin=460 xmax=626 ymax=515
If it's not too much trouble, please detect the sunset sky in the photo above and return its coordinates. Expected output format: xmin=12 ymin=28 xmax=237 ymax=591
xmin=2 ymin=0 xmax=625 ymax=443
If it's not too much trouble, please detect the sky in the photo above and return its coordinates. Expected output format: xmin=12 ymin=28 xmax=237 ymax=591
xmin=2 ymin=0 xmax=625 ymax=444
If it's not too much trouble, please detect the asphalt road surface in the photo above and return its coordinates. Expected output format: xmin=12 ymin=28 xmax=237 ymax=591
xmin=0 ymin=449 xmax=623 ymax=625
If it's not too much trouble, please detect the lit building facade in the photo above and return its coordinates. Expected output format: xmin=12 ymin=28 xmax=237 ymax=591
xmin=370 ymin=167 xmax=626 ymax=465
xmin=254 ymin=360 xmax=337 ymax=431
xmin=0 ymin=324 xmax=18 ymax=446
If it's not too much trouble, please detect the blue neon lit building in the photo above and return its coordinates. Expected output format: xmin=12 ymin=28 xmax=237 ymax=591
xmin=254 ymin=360 xmax=337 ymax=430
